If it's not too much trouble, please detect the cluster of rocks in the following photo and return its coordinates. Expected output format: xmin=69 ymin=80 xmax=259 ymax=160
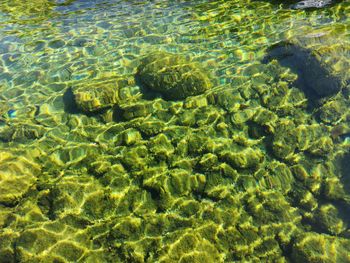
xmin=0 ymin=48 xmax=349 ymax=262
xmin=69 ymin=51 xmax=213 ymax=115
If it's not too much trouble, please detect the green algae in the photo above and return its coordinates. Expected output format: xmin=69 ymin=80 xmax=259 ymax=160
xmin=0 ymin=0 xmax=350 ymax=262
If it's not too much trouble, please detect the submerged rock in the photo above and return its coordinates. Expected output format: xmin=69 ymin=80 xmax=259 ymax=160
xmin=0 ymin=123 xmax=45 ymax=142
xmin=0 ymin=151 xmax=40 ymax=206
xmin=135 ymin=51 xmax=213 ymax=100
xmin=70 ymin=77 xmax=131 ymax=113
xmin=292 ymin=232 xmax=350 ymax=262
xmin=317 ymin=98 xmax=348 ymax=124
xmin=262 ymin=41 xmax=343 ymax=100
xmin=312 ymin=203 xmax=347 ymax=235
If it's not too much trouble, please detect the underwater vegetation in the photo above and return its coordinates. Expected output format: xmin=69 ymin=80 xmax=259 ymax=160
xmin=0 ymin=0 xmax=349 ymax=262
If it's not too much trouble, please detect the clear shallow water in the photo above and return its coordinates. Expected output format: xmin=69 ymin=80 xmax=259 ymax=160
xmin=0 ymin=0 xmax=350 ymax=262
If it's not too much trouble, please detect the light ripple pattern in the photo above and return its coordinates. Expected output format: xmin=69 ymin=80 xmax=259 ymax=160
xmin=0 ymin=0 xmax=349 ymax=262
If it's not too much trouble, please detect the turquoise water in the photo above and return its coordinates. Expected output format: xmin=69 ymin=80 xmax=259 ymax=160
xmin=0 ymin=0 xmax=350 ymax=262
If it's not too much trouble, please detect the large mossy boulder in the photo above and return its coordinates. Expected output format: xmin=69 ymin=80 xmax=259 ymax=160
xmin=136 ymin=52 xmax=213 ymax=100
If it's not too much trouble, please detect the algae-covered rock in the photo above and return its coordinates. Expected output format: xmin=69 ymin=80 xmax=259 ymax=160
xmin=148 ymin=133 xmax=174 ymax=161
xmin=159 ymin=232 xmax=223 ymax=263
xmin=0 ymin=151 xmax=40 ymax=206
xmin=199 ymin=153 xmax=219 ymax=170
xmin=292 ymin=124 xmax=334 ymax=156
xmin=264 ymin=161 xmax=295 ymax=193
xmin=136 ymin=51 xmax=213 ymax=100
xmin=15 ymin=220 xmax=92 ymax=262
xmin=49 ymin=174 xmax=113 ymax=220
xmin=220 ymin=147 xmax=264 ymax=169
xmin=271 ymin=119 xmax=297 ymax=159
xmin=0 ymin=123 xmax=45 ymax=142
xmin=120 ymin=145 xmax=149 ymax=171
xmin=292 ymin=232 xmax=350 ymax=262
xmin=312 ymin=203 xmax=347 ymax=235
xmin=117 ymin=128 xmax=142 ymax=146
xmin=71 ymin=77 xmax=130 ymax=113
xmin=306 ymin=136 xmax=333 ymax=156
xmin=0 ymin=229 xmax=19 ymax=263
xmin=120 ymin=100 xmax=158 ymax=120
xmin=137 ymin=118 xmax=165 ymax=136
xmin=291 ymin=186 xmax=318 ymax=211
xmin=318 ymin=98 xmax=348 ymax=124
xmin=295 ymin=124 xmax=327 ymax=151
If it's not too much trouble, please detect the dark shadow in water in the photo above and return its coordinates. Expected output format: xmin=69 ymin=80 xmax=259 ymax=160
xmin=111 ymin=105 xmax=125 ymax=123
xmin=134 ymin=73 xmax=164 ymax=101
xmin=63 ymin=87 xmax=81 ymax=114
xmin=339 ymin=152 xmax=350 ymax=196
xmin=262 ymin=42 xmax=342 ymax=108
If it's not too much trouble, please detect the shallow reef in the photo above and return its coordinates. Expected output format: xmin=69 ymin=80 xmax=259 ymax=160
xmin=1 ymin=48 xmax=350 ymax=262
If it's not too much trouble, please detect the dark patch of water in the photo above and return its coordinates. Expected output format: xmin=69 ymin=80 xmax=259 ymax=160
xmin=262 ymin=41 xmax=342 ymax=106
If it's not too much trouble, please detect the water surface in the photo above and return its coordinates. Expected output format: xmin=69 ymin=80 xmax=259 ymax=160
xmin=0 ymin=0 xmax=349 ymax=262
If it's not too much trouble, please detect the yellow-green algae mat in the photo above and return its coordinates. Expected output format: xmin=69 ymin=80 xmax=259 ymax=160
xmin=0 ymin=0 xmax=350 ymax=262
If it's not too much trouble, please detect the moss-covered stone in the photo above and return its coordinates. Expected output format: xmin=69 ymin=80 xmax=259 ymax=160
xmin=117 ymin=128 xmax=142 ymax=146
xmin=0 ymin=123 xmax=45 ymax=142
xmin=0 ymin=151 xmax=40 ymax=206
xmin=72 ymin=77 xmax=130 ymax=113
xmin=148 ymin=133 xmax=174 ymax=160
xmin=48 ymin=174 xmax=112 ymax=219
xmin=159 ymin=232 xmax=223 ymax=263
xmin=0 ymin=230 xmax=19 ymax=263
xmin=220 ymin=147 xmax=264 ymax=169
xmin=318 ymin=98 xmax=348 ymax=124
xmin=272 ymin=119 xmax=297 ymax=159
xmin=138 ymin=119 xmax=165 ymax=136
xmin=312 ymin=203 xmax=346 ymax=235
xmin=292 ymin=232 xmax=350 ymax=262
xmin=264 ymin=161 xmax=295 ymax=193
xmin=136 ymin=52 xmax=213 ymax=100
